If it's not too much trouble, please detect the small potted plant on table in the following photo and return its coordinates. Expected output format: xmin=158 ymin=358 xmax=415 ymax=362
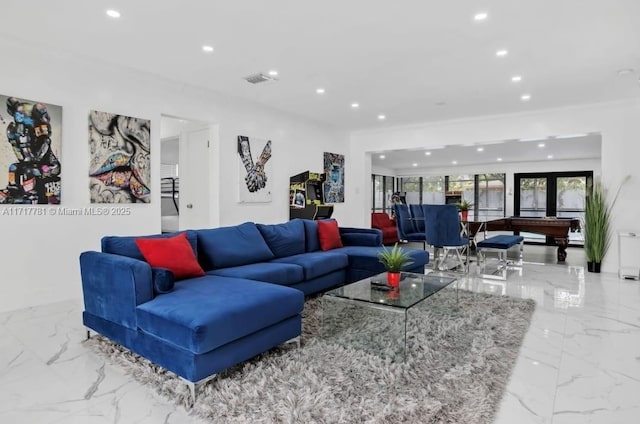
xmin=457 ymin=199 xmax=473 ymax=221
xmin=378 ymin=243 xmax=414 ymax=286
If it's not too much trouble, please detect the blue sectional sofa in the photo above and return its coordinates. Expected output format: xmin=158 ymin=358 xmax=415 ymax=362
xmin=80 ymin=219 xmax=429 ymax=399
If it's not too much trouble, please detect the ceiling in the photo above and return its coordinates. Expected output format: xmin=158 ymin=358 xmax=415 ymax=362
xmin=371 ymin=134 xmax=602 ymax=173
xmin=1 ymin=1 xmax=639 ymax=131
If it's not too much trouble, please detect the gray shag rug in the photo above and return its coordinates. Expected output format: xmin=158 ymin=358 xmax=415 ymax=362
xmin=87 ymin=289 xmax=535 ymax=423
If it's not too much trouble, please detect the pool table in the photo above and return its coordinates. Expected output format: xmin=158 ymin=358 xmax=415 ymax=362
xmin=468 ymin=217 xmax=581 ymax=262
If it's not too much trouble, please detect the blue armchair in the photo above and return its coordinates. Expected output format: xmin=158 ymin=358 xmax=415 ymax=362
xmin=422 ymin=204 xmax=469 ymax=272
xmin=409 ymin=204 xmax=425 ymax=233
xmin=393 ymin=204 xmax=427 ymax=248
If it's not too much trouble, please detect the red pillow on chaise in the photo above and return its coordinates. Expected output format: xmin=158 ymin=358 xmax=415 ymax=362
xmin=135 ymin=233 xmax=205 ymax=280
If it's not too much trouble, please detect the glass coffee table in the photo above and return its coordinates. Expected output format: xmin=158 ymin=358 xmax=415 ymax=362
xmin=322 ymin=271 xmax=458 ymax=361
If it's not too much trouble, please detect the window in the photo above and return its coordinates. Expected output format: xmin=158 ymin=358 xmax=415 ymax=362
xmin=477 ymin=174 xmax=506 ymax=220
xmin=399 ymin=177 xmax=421 ymax=204
xmin=422 ymin=176 xmax=445 ymax=204
xmin=398 ymin=173 xmax=505 ymax=219
xmin=372 ymin=174 xmax=395 ymax=214
xmin=380 ymin=173 xmax=506 ymax=221
xmin=448 ymin=174 xmax=476 ymax=220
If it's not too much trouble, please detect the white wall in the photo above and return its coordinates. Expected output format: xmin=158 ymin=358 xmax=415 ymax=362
xmin=0 ymin=37 xmax=348 ymax=313
xmin=347 ymin=100 xmax=640 ymax=273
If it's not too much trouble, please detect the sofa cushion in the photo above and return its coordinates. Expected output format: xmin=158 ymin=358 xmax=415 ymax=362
xmin=206 ymin=262 xmax=304 ymax=286
xmin=271 ymin=251 xmax=349 ymax=280
xmin=101 ymin=230 xmax=198 ymax=261
xmin=196 ymin=222 xmax=275 ymax=270
xmin=136 ymin=276 xmax=304 ymax=355
xmin=135 ymin=233 xmax=205 ymax=280
xmin=332 ymin=245 xmax=429 ymax=273
xmin=317 ymin=219 xmax=343 ymax=251
xmin=302 ymin=219 xmax=320 ymax=252
xmin=341 ymin=232 xmax=379 ymax=246
xmin=256 ymin=220 xmax=305 ymax=258
xmin=477 ymin=235 xmax=524 ymax=249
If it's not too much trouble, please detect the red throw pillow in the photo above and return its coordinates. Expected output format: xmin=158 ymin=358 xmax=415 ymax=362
xmin=317 ymin=220 xmax=343 ymax=251
xmin=135 ymin=233 xmax=205 ymax=280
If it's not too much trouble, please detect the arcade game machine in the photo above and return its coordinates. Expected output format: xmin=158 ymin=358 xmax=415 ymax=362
xmin=289 ymin=171 xmax=334 ymax=220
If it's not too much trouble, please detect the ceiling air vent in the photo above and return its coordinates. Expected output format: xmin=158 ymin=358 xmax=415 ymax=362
xmin=244 ymin=73 xmax=278 ymax=84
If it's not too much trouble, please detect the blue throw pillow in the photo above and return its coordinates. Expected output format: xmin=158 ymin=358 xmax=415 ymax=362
xmin=257 ymin=220 xmax=306 ymax=258
xmin=302 ymin=219 xmax=321 ymax=252
xmin=101 ymin=230 xmax=198 ymax=260
xmin=151 ymin=268 xmax=175 ymax=294
xmin=196 ymin=222 xmax=275 ymax=269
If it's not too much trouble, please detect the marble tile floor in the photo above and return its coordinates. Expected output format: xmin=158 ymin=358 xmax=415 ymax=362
xmin=1 ymin=245 xmax=638 ymax=424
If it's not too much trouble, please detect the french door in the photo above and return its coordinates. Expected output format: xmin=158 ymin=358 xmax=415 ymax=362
xmin=514 ymin=171 xmax=592 ymax=245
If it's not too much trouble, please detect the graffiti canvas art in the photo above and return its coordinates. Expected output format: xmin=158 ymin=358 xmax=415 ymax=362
xmin=323 ymin=152 xmax=344 ymax=203
xmin=237 ymin=135 xmax=272 ymax=203
xmin=0 ymin=95 xmax=62 ymax=204
xmin=89 ymin=110 xmax=150 ymax=203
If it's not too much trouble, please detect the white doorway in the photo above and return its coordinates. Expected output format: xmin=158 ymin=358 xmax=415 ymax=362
xmin=160 ymin=116 xmax=213 ymax=232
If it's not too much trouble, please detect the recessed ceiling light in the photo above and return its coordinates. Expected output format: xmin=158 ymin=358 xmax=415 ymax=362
xmin=538 ymin=143 xmax=545 ymax=148
xmin=496 ymin=49 xmax=508 ymax=57
xmin=316 ymin=88 xmax=325 ymax=94
xmin=351 ymin=103 xmax=359 ymax=108
xmin=511 ymin=75 xmax=522 ymax=82
xmin=477 ymin=147 xmax=484 ymax=152
xmin=497 ymin=157 xmax=503 ymax=162
xmin=474 ymin=12 xmax=488 ymax=21
xmin=268 ymin=70 xmax=278 ymax=77
xmin=547 ymin=155 xmax=554 ymax=159
xmin=106 ymin=9 xmax=121 ymax=18
xmin=521 ymin=94 xmax=531 ymax=101
xmin=379 ymin=154 xmax=385 ymax=159
xmin=202 ymin=45 xmax=214 ymax=53
xmin=412 ymin=163 xmax=418 ymax=167
xmin=378 ymin=114 xmax=386 ymax=120
xmin=424 ymin=151 xmax=431 ymax=156
xmin=452 ymin=160 xmax=458 ymax=165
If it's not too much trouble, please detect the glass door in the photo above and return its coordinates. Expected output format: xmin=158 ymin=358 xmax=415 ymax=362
xmin=518 ymin=177 xmax=547 ymax=218
xmin=556 ymin=176 xmax=587 ymax=244
xmin=514 ymin=172 xmax=592 ymax=245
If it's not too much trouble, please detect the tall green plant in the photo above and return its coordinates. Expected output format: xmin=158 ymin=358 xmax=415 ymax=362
xmin=584 ymin=184 xmax=609 ymax=262
xmin=583 ymin=177 xmax=629 ymax=263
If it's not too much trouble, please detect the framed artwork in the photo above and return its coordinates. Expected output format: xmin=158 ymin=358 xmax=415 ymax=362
xmin=0 ymin=95 xmax=62 ymax=204
xmin=323 ymin=152 xmax=344 ymax=203
xmin=89 ymin=110 xmax=150 ymax=203
xmin=237 ymin=135 xmax=272 ymax=203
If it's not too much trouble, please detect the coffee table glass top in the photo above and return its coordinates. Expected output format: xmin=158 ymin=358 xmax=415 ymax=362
xmin=324 ymin=272 xmax=457 ymax=309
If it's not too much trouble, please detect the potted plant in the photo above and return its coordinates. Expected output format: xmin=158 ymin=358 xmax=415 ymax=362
xmin=583 ymin=176 xmax=629 ymax=272
xmin=457 ymin=199 xmax=473 ymax=221
xmin=377 ymin=243 xmax=414 ymax=286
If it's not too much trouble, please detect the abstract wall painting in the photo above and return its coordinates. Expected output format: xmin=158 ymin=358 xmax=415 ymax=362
xmin=323 ymin=151 xmax=344 ymax=203
xmin=237 ymin=135 xmax=272 ymax=203
xmin=89 ymin=110 xmax=150 ymax=203
xmin=0 ymin=94 xmax=62 ymax=204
